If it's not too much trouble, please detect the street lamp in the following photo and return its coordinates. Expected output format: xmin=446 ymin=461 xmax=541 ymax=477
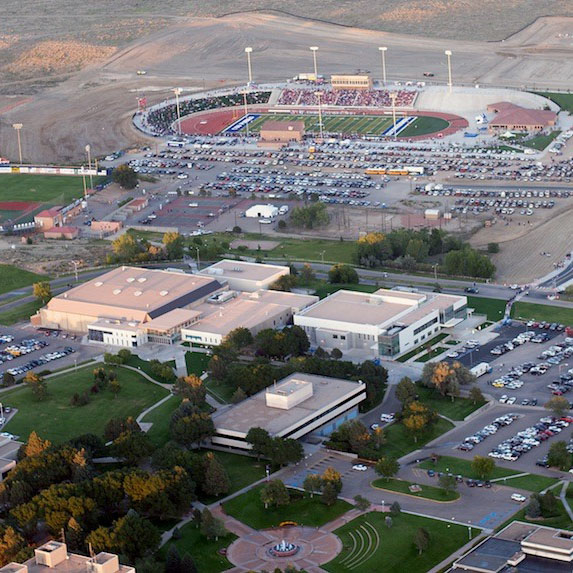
xmin=242 ymin=90 xmax=250 ymax=137
xmin=390 ymin=92 xmax=398 ymax=140
xmin=378 ymin=47 xmax=388 ymax=85
xmin=468 ymin=521 xmax=472 ymax=540
xmin=445 ymin=50 xmax=453 ymax=93
xmin=244 ymin=47 xmax=253 ymax=85
xmin=310 ymin=46 xmax=319 ymax=82
xmin=12 ymin=123 xmax=23 ymax=165
xmin=85 ymin=144 xmax=93 ymax=190
xmin=315 ymin=91 xmax=324 ymax=139
xmin=195 ymin=246 xmax=200 ymax=270
xmin=173 ymin=88 xmax=182 ymax=136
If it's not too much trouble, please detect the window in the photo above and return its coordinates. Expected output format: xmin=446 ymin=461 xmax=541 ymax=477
xmin=341 ymin=335 xmax=346 ymax=340
xmin=333 ymin=334 xmax=338 ymax=339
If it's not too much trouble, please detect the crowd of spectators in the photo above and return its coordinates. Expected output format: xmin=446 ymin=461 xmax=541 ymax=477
xmin=277 ymin=88 xmax=416 ymax=108
xmin=144 ymin=91 xmax=271 ymax=135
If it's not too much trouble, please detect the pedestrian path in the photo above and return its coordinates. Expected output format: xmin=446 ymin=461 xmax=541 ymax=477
xmin=559 ymin=480 xmax=573 ymax=521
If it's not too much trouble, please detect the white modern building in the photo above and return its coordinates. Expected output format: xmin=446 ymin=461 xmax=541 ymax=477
xmin=245 ymin=204 xmax=279 ymax=219
xmin=211 ymin=372 xmax=366 ymax=451
xmin=294 ymin=288 xmax=467 ymax=359
xmin=198 ymin=259 xmax=289 ymax=292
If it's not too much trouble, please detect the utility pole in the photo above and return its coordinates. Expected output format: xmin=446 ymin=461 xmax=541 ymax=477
xmin=12 ymin=124 xmax=23 ymax=164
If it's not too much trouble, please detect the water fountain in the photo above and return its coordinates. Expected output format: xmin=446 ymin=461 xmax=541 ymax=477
xmin=268 ymin=539 xmax=300 ymax=558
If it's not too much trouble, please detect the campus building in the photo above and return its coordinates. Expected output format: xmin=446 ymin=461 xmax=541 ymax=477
xmin=259 ymin=120 xmax=305 ymax=144
xmin=0 ymin=541 xmax=134 ymax=572
xmin=331 ymin=74 xmax=373 ymax=91
xmin=487 ymin=102 xmax=557 ymax=133
xmin=211 ymin=372 xmax=366 ymax=450
xmin=294 ymin=288 xmax=467 ymax=359
xmin=198 ymin=259 xmax=289 ymax=292
xmin=451 ymin=521 xmax=573 ymax=573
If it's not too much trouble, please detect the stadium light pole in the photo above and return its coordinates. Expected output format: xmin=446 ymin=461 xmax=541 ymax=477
xmin=173 ymin=88 xmax=182 ymax=136
xmin=315 ymin=91 xmax=324 ymax=139
xmin=85 ymin=144 xmax=94 ymax=190
xmin=378 ymin=46 xmax=388 ymax=86
xmin=390 ymin=92 xmax=398 ymax=140
xmin=245 ymin=47 xmax=253 ymax=85
xmin=310 ymin=46 xmax=319 ymax=82
xmin=12 ymin=123 xmax=23 ymax=165
xmin=243 ymin=90 xmax=250 ymax=137
xmin=445 ymin=50 xmax=453 ymax=93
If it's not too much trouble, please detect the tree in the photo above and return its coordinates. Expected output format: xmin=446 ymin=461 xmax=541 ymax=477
xmin=469 ymin=386 xmax=485 ymax=405
xmin=165 ymin=544 xmax=182 ymax=573
xmin=267 ymin=437 xmax=304 ymax=467
xmin=200 ymin=508 xmax=227 ymax=541
xmin=246 ymin=427 xmax=272 ymax=461
xmin=438 ymin=474 xmax=457 ymax=494
xmin=202 ymin=453 xmax=230 ymax=497
xmin=487 ymin=242 xmax=500 ymax=253
xmin=330 ymin=348 xmax=343 ymax=360
xmin=112 ymin=164 xmax=138 ymax=189
xmin=111 ymin=431 xmax=154 ymax=465
xmin=2 ymin=371 xmax=15 ymax=387
xmin=299 ymin=263 xmax=316 ymax=285
xmin=395 ymin=377 xmax=417 ymax=405
xmin=24 ymin=371 xmax=47 ymax=401
xmin=414 ymin=527 xmax=430 ymax=555
xmin=389 ymin=501 xmax=401 ymax=516
xmin=175 ymin=376 xmax=207 ymax=406
xmin=290 ymin=203 xmax=330 ymax=229
xmin=231 ymin=387 xmax=247 ymax=404
xmin=545 ymin=396 xmax=570 ymax=418
xmin=181 ymin=553 xmax=197 ymax=573
xmin=104 ymin=416 xmax=140 ymax=442
xmin=353 ymin=495 xmax=371 ymax=512
xmin=385 ymin=516 xmax=393 ymax=528
xmin=402 ymin=401 xmax=435 ymax=442
xmin=112 ymin=512 xmax=161 ymax=562
xmin=33 ymin=281 xmax=52 ymax=304
xmin=18 ymin=431 xmax=51 ymax=460
xmin=303 ymin=474 xmax=323 ymax=498
xmin=375 ymin=456 xmax=399 ymax=481
xmin=328 ymin=264 xmax=359 ymax=284
xmin=170 ymin=404 xmax=214 ymax=447
xmin=322 ymin=466 xmax=343 ymax=495
xmin=109 ymin=379 xmax=121 ymax=398
xmin=321 ymin=482 xmax=338 ymax=506
xmin=526 ymin=496 xmax=542 ymax=518
xmin=260 ymin=480 xmax=290 ymax=509
xmin=117 ymin=348 xmax=132 ymax=362
xmin=471 ymin=455 xmax=495 ymax=480
xmin=355 ymin=232 xmax=393 ymax=268
xmin=163 ymin=232 xmax=185 ymax=259
xmin=547 ymin=441 xmax=571 ymax=471
xmin=270 ymin=274 xmax=298 ymax=292
xmin=112 ymin=233 xmax=141 ymax=261
xmin=0 ymin=526 xmax=27 ymax=565
xmin=224 ymin=327 xmax=253 ymax=350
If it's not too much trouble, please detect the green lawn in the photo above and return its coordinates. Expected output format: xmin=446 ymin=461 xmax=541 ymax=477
xmin=493 ymin=474 xmax=561 ymax=492
xmin=204 ymin=377 xmax=235 ymax=404
xmin=380 ymin=418 xmax=454 ymax=460
xmin=324 ymin=511 xmax=478 ymax=573
xmin=397 ymin=333 xmax=450 ymax=362
xmin=419 ymin=456 xmax=519 ymax=480
xmin=142 ymin=395 xmax=181 ymax=447
xmin=416 ymin=346 xmax=447 ymax=362
xmin=160 ymin=522 xmax=236 ymax=573
xmin=223 ymin=485 xmax=351 ymax=529
xmin=0 ymin=264 xmax=49 ymax=295
xmin=466 ymin=296 xmax=507 ymax=321
xmin=534 ymin=92 xmax=573 ymax=113
xmin=372 ymin=477 xmax=459 ymax=501
xmin=511 ymin=301 xmax=573 ymax=325
xmin=3 ymin=363 xmax=167 ymax=443
xmin=0 ymin=299 xmax=43 ymax=325
xmin=495 ymin=500 xmax=573 ymax=533
xmin=124 ymin=355 xmax=176 ymax=383
xmin=414 ymin=385 xmax=486 ymax=421
xmin=0 ymin=174 xmax=105 ymax=204
xmin=399 ymin=116 xmax=449 ymax=138
xmin=185 ymin=351 xmax=210 ymax=376
xmin=520 ymin=131 xmax=561 ymax=150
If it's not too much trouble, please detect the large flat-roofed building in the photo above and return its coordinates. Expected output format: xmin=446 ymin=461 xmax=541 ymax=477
xmin=211 ymin=372 xmax=366 ymax=450
xmin=198 ymin=259 xmax=289 ymax=292
xmin=294 ymin=288 xmax=467 ymax=359
xmin=0 ymin=541 xmax=134 ymax=572
xmin=452 ymin=521 xmax=573 ymax=573
xmin=259 ymin=120 xmax=305 ymax=144
xmin=331 ymin=74 xmax=373 ymax=91
xmin=181 ymin=289 xmax=318 ymax=347
xmin=33 ymin=266 xmax=223 ymax=334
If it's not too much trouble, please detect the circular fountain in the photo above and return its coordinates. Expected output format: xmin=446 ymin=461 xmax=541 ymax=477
xmin=268 ymin=539 xmax=300 ymax=558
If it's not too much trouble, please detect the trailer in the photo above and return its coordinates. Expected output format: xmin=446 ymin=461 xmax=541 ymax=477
xmin=470 ymin=362 xmax=492 ymax=378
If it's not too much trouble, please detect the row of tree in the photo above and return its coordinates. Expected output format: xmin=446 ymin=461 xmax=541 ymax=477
xmin=109 ymin=231 xmax=185 ymax=264
xmin=246 ymin=428 xmax=304 ymax=467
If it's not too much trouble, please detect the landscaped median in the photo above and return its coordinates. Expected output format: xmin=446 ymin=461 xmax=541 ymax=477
xmin=372 ymin=477 xmax=459 ymax=502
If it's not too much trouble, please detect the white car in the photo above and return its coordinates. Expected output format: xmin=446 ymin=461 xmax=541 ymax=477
xmin=352 ymin=464 xmax=368 ymax=472
xmin=370 ymin=423 xmax=380 ymax=431
xmin=380 ymin=413 xmax=395 ymax=423
xmin=511 ymin=493 xmax=526 ymax=502
xmin=499 ymin=395 xmax=508 ymax=404
xmin=0 ymin=432 xmax=15 ymax=440
xmin=507 ymin=397 xmax=516 ymax=405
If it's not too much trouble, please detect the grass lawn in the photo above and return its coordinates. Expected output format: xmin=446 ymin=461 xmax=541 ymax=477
xmin=0 ymin=264 xmax=49 ymax=295
xmin=397 ymin=333 xmax=452 ymax=363
xmin=419 ymin=456 xmax=519 ymax=480
xmin=0 ymin=299 xmax=43 ymax=325
xmin=223 ymin=485 xmax=351 ymax=529
xmin=0 ymin=174 xmax=105 ymax=204
xmin=495 ymin=474 xmax=561 ymax=492
xmin=199 ymin=450 xmax=267 ymax=503
xmin=185 ymin=351 xmax=210 ymax=376
xmin=160 ymin=522 xmax=236 ymax=573
xmin=372 ymin=477 xmax=459 ymax=501
xmin=520 ymin=131 xmax=561 ymax=150
xmin=416 ymin=346 xmax=447 ymax=362
xmin=324 ymin=511 xmax=478 ymax=573
xmin=3 ymin=363 xmax=167 ymax=443
xmin=399 ymin=116 xmax=449 ymax=138
xmin=380 ymin=418 xmax=454 ymax=460
xmin=142 ymin=395 xmax=181 ymax=447
xmin=204 ymin=377 xmax=235 ymax=404
xmin=534 ymin=92 xmax=573 ymax=113
xmin=495 ymin=500 xmax=573 ymax=533
xmin=414 ymin=385 xmax=486 ymax=421
xmin=466 ymin=296 xmax=506 ymax=321
xmin=124 ymin=355 xmax=176 ymax=383
xmin=511 ymin=301 xmax=573 ymax=325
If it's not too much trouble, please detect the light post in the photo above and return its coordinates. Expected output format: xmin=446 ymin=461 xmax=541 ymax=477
xmin=12 ymin=123 xmax=23 ymax=164
xmin=81 ymin=167 xmax=88 ymax=199
xmin=468 ymin=521 xmax=472 ymax=540
xmin=310 ymin=46 xmax=319 ymax=82
xmin=173 ymin=88 xmax=182 ymax=136
xmin=244 ymin=47 xmax=253 ymax=85
xmin=445 ymin=50 xmax=453 ymax=93
xmin=315 ymin=91 xmax=324 ymax=139
xmin=243 ymin=90 xmax=250 ymax=137
xmin=85 ymin=144 xmax=93 ymax=190
xmin=378 ymin=47 xmax=388 ymax=85
xmin=390 ymin=92 xmax=398 ymax=140
xmin=195 ymin=246 xmax=200 ymax=270
xmin=71 ymin=260 xmax=80 ymax=282
xmin=319 ymin=250 xmax=325 ymax=262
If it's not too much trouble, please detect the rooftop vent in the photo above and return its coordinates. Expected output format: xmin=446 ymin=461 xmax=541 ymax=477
xmin=160 ymin=290 xmax=169 ymax=296
xmin=113 ymin=289 xmax=122 ymax=295
xmin=126 ymin=277 xmax=135 ymax=283
xmin=137 ymin=277 xmax=147 ymax=283
xmin=94 ymin=281 xmax=103 ymax=287
xmin=134 ymin=290 xmax=142 ymax=297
